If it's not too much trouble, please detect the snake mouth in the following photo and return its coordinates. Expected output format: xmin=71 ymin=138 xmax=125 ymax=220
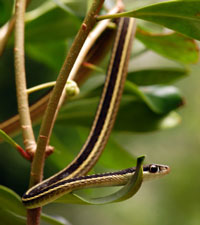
xmin=159 ymin=165 xmax=171 ymax=175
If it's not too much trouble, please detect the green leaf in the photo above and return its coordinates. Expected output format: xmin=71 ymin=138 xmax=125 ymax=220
xmin=58 ymin=97 xmax=98 ymax=127
xmin=0 ymin=186 xmax=26 ymax=225
xmin=0 ymin=208 xmax=26 ymax=225
xmin=56 ymin=156 xmax=144 ymax=205
xmin=0 ymin=185 xmax=25 ymax=216
xmin=0 ymin=129 xmax=21 ymax=149
xmin=57 ymin=0 xmax=87 ymax=17
xmin=57 ymin=75 xmax=183 ymax=131
xmin=136 ymin=28 xmax=199 ymax=63
xmin=114 ymin=98 xmax=181 ymax=132
xmin=98 ymin=136 xmax=136 ymax=170
xmin=125 ymin=82 xmax=184 ymax=114
xmin=25 ymin=6 xmax=81 ymax=42
xmin=55 ymin=192 xmax=90 ymax=205
xmin=51 ymin=0 xmax=76 ymax=15
xmin=57 ymin=95 xmax=181 ymax=132
xmin=26 ymin=41 xmax=68 ymax=71
xmin=99 ymin=0 xmax=200 ymax=40
xmin=0 ymin=208 xmax=68 ymax=225
xmin=0 ymin=185 xmax=68 ymax=225
xmin=48 ymin=125 xmax=84 ymax=171
xmin=89 ymin=155 xmax=144 ymax=204
xmin=41 ymin=213 xmax=70 ymax=225
xmin=0 ymin=129 xmax=31 ymax=160
xmin=128 ymin=68 xmax=188 ymax=86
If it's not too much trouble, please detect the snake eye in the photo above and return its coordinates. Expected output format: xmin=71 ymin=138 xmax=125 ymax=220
xmin=149 ymin=165 xmax=158 ymax=173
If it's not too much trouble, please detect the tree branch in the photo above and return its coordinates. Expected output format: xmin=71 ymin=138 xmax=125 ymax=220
xmin=14 ymin=0 xmax=36 ymax=155
xmin=0 ymin=0 xmax=31 ymax=56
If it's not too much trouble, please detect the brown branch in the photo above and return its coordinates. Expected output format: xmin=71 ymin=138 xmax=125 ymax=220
xmin=14 ymin=0 xmax=36 ymax=154
xmin=0 ymin=0 xmax=31 ymax=56
xmin=0 ymin=17 xmax=15 ymax=56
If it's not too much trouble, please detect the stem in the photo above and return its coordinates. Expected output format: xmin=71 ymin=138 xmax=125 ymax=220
xmin=68 ymin=5 xmax=121 ymax=80
xmin=0 ymin=0 xmax=31 ymax=56
xmin=0 ymin=18 xmax=15 ymax=56
xmin=82 ymin=62 xmax=104 ymax=73
xmin=27 ymin=0 xmax=105 ymax=224
xmin=27 ymin=208 xmax=41 ymax=225
xmin=27 ymin=80 xmax=79 ymax=96
xmin=97 ymin=11 xmax=126 ymax=20
xmin=27 ymin=81 xmax=57 ymax=94
xmin=14 ymin=0 xmax=36 ymax=153
xmin=0 ymin=129 xmax=31 ymax=160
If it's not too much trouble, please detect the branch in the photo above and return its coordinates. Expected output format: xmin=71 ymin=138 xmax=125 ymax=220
xmin=68 ymin=4 xmax=122 ymax=80
xmin=0 ymin=18 xmax=15 ymax=56
xmin=14 ymin=0 xmax=36 ymax=154
xmin=0 ymin=0 xmax=31 ymax=56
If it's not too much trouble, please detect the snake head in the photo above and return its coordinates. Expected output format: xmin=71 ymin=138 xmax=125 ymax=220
xmin=143 ymin=164 xmax=170 ymax=180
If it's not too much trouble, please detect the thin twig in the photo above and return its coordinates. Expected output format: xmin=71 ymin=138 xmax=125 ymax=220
xmin=27 ymin=0 xmax=105 ymax=224
xmin=0 ymin=0 xmax=31 ymax=56
xmin=0 ymin=129 xmax=31 ymax=160
xmin=14 ymin=0 xmax=36 ymax=155
xmin=68 ymin=5 xmax=121 ymax=80
xmin=0 ymin=17 xmax=16 ymax=56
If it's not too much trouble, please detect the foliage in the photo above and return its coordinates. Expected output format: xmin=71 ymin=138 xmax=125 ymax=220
xmin=0 ymin=0 xmax=199 ymax=224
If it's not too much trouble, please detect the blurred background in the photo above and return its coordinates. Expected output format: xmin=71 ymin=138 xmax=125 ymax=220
xmin=0 ymin=0 xmax=200 ymax=225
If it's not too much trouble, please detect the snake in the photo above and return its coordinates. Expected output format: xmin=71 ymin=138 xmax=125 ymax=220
xmin=21 ymin=17 xmax=170 ymax=208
